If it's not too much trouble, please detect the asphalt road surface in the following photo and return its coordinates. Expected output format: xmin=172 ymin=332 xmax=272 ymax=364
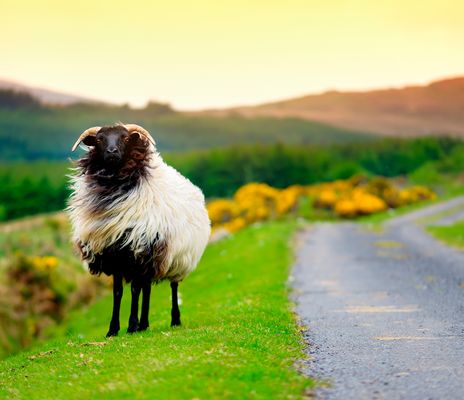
xmin=292 ymin=196 xmax=464 ymax=400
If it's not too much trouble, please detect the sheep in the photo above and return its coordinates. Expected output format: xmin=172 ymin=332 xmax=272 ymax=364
xmin=67 ymin=123 xmax=211 ymax=337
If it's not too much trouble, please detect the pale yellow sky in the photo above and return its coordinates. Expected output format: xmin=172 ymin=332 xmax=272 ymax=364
xmin=1 ymin=0 xmax=463 ymax=109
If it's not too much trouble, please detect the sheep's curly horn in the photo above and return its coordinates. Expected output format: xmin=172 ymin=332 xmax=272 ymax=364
xmin=71 ymin=127 xmax=101 ymax=152
xmin=124 ymin=124 xmax=156 ymax=146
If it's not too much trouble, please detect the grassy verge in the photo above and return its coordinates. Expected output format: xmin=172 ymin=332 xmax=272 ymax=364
xmin=0 ymin=221 xmax=313 ymax=399
xmin=427 ymin=222 xmax=464 ymax=249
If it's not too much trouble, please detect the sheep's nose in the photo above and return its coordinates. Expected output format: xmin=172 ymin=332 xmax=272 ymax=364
xmin=107 ymin=147 xmax=118 ymax=154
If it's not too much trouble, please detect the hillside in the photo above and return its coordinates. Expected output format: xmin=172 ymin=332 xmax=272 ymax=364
xmin=0 ymin=91 xmax=374 ymax=160
xmin=200 ymin=77 xmax=464 ymax=137
xmin=0 ymin=78 xmax=99 ymax=106
xmin=3 ymin=76 xmax=464 ymax=161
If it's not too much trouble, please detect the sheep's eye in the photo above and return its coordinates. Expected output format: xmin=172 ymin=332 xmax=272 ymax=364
xmin=96 ymin=138 xmax=102 ymax=144
xmin=124 ymin=137 xmax=130 ymax=143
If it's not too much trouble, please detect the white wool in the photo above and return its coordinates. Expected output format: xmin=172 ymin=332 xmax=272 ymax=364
xmin=67 ymin=147 xmax=211 ymax=282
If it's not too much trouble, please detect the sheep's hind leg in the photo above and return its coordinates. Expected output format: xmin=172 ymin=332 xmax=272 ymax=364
xmin=170 ymin=281 xmax=181 ymax=327
xmin=127 ymin=279 xmax=141 ymax=333
xmin=138 ymin=282 xmax=151 ymax=331
xmin=107 ymin=271 xmax=123 ymax=337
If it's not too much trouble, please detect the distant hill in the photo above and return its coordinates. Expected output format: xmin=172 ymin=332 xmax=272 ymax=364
xmin=0 ymin=90 xmax=374 ymax=160
xmin=0 ymin=78 xmax=100 ymax=105
xmin=6 ymin=75 xmax=464 ymax=160
xmin=199 ymin=77 xmax=464 ymax=137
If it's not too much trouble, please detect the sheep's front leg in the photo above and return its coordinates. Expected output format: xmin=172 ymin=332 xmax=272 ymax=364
xmin=127 ymin=280 xmax=141 ymax=333
xmin=170 ymin=281 xmax=181 ymax=327
xmin=107 ymin=271 xmax=123 ymax=337
xmin=138 ymin=282 xmax=151 ymax=331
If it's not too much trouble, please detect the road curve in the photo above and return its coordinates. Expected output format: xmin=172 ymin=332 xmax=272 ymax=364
xmin=292 ymin=196 xmax=464 ymax=400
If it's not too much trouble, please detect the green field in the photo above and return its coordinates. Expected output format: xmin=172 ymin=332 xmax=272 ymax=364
xmin=0 ymin=221 xmax=314 ymax=399
xmin=427 ymin=222 xmax=464 ymax=249
xmin=0 ymin=161 xmax=69 ymax=186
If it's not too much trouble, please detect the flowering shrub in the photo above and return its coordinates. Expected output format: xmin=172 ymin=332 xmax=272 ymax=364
xmin=29 ymin=255 xmax=59 ymax=273
xmin=401 ymin=186 xmax=437 ymax=204
xmin=221 ymin=217 xmax=247 ymax=233
xmin=207 ymin=199 xmax=240 ymax=225
xmin=0 ymin=215 xmax=107 ymax=357
xmin=234 ymin=183 xmax=280 ymax=223
xmin=334 ymin=199 xmax=357 ymax=218
xmin=314 ymin=190 xmax=338 ymax=209
xmin=276 ymin=185 xmax=305 ymax=215
xmin=207 ymin=177 xmax=436 ymax=234
xmin=2 ymin=253 xmax=65 ymax=349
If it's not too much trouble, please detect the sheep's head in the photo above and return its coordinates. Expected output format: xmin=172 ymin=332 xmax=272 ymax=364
xmin=71 ymin=124 xmax=155 ymax=168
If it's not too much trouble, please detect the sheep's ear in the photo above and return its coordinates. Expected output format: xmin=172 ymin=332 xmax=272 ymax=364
xmin=129 ymin=131 xmax=143 ymax=141
xmin=83 ymin=136 xmax=97 ymax=146
xmin=129 ymin=131 xmax=148 ymax=145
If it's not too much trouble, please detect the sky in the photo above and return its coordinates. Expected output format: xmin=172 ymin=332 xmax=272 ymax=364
xmin=1 ymin=0 xmax=463 ymax=109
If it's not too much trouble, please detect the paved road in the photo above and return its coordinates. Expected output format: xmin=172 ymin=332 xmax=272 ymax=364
xmin=292 ymin=196 xmax=464 ymax=400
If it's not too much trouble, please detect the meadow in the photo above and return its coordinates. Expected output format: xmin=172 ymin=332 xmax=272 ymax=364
xmin=0 ymin=220 xmax=314 ymax=399
xmin=0 ymin=169 xmax=454 ymax=398
xmin=0 ymin=170 xmax=451 ymax=360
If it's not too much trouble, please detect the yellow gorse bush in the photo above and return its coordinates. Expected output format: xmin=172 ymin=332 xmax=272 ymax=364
xmin=351 ymin=189 xmax=387 ymax=215
xmin=234 ymin=183 xmax=280 ymax=223
xmin=401 ymin=186 xmax=437 ymax=203
xmin=334 ymin=199 xmax=358 ymax=218
xmin=206 ymin=199 xmax=240 ymax=225
xmin=207 ymin=177 xmax=436 ymax=234
xmin=313 ymin=177 xmax=434 ymax=218
xmin=221 ymin=217 xmax=247 ymax=233
xmin=29 ymin=255 xmax=59 ymax=272
xmin=208 ymin=183 xmax=294 ymax=234
xmin=314 ymin=190 xmax=338 ymax=209
xmin=276 ymin=185 xmax=305 ymax=215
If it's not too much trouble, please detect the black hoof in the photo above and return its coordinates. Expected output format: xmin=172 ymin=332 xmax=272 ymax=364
xmin=127 ymin=316 xmax=139 ymax=333
xmin=171 ymin=309 xmax=181 ymax=327
xmin=138 ymin=323 xmax=149 ymax=332
xmin=106 ymin=329 xmax=119 ymax=337
xmin=127 ymin=324 xmax=139 ymax=334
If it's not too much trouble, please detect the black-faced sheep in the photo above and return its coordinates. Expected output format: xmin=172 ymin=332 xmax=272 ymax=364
xmin=67 ymin=124 xmax=210 ymax=337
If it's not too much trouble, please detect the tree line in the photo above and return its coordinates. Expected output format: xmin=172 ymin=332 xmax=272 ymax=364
xmin=0 ymin=137 xmax=462 ymax=221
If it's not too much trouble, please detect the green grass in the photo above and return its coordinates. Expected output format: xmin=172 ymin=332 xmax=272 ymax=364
xmin=295 ymin=197 xmax=335 ymax=221
xmin=0 ymin=161 xmax=69 ymax=186
xmin=0 ymin=221 xmax=313 ymax=399
xmin=427 ymin=222 xmax=464 ymax=249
